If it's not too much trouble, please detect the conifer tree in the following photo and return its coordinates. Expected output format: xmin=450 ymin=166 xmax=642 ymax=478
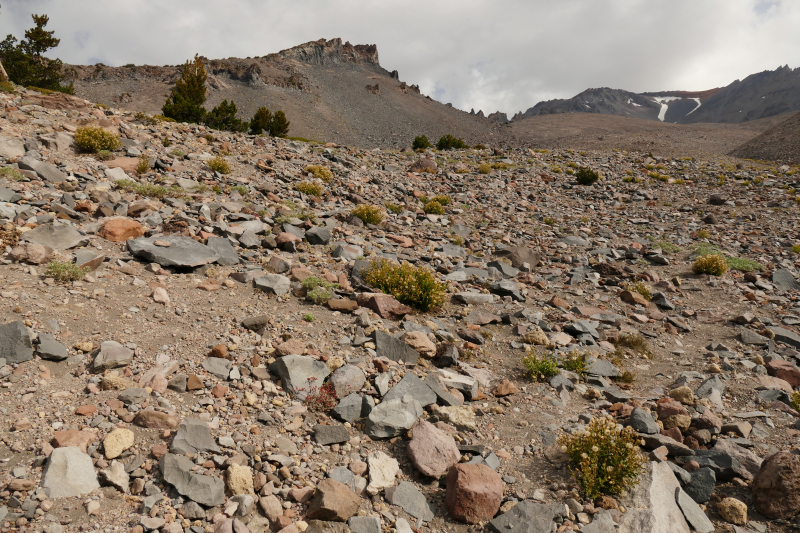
xmin=161 ymin=54 xmax=207 ymax=123
xmin=0 ymin=13 xmax=73 ymax=93
xmin=204 ymin=99 xmax=248 ymax=132
xmin=270 ymin=110 xmax=290 ymax=138
xmin=249 ymin=106 xmax=272 ymax=135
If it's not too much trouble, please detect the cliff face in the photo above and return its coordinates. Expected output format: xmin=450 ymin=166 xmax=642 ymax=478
xmin=276 ymin=38 xmax=380 ymax=66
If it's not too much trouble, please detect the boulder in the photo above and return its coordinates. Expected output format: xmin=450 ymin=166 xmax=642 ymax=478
xmin=386 ymin=481 xmax=435 ymax=521
xmin=98 ymin=218 xmax=145 ymax=242
xmin=253 ymin=274 xmax=291 ymax=296
xmin=10 ymin=242 xmax=54 ymax=264
xmin=127 ymin=236 xmax=219 ymax=268
xmin=93 ymin=341 xmax=134 ymax=371
xmin=445 ymin=464 xmax=503 ymax=524
xmin=0 ymin=320 xmax=33 ymax=364
xmin=330 ymin=364 xmax=366 ymax=398
xmin=37 ymin=332 xmax=68 ymax=361
xmin=617 ymin=461 xmax=690 ymax=533
xmin=171 ymin=418 xmax=221 ymax=455
xmin=366 ymin=451 xmax=399 ymax=496
xmin=372 ymin=330 xmax=419 ymax=365
xmin=407 ymin=421 xmax=460 ymax=478
xmin=487 ymin=502 xmax=567 ymax=533
xmin=226 ymin=463 xmax=255 ymax=495
xmin=717 ymin=497 xmax=747 ymax=525
xmin=306 ymin=478 xmax=360 ymax=522
xmin=159 ymin=453 xmax=225 ymax=506
xmin=356 ymin=293 xmax=413 ymax=320
xmin=269 ymin=355 xmax=331 ymax=400
xmin=103 ymin=428 xmax=134 ymax=459
xmin=364 ymin=395 xmax=423 ymax=438
xmin=21 ymin=223 xmax=89 ymax=250
xmin=752 ymin=451 xmax=800 ymax=519
xmin=41 ymin=447 xmax=100 ymax=498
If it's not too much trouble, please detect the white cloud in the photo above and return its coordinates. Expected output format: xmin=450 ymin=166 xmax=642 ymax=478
xmin=1 ymin=0 xmax=798 ymax=115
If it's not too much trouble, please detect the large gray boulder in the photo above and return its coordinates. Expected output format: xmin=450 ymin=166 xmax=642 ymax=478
xmin=0 ymin=135 xmax=25 ymax=159
xmin=37 ymin=332 xmax=68 ymax=361
xmin=0 ymin=321 xmax=33 ymax=364
xmin=93 ymin=341 xmax=133 ymax=371
xmin=159 ymin=453 xmax=225 ymax=506
xmin=269 ymin=355 xmax=331 ymax=400
xmin=617 ymin=461 xmax=690 ymax=533
xmin=17 ymin=155 xmax=68 ymax=183
xmin=254 ymin=274 xmax=291 ymax=296
xmin=41 ymin=447 xmax=100 ymax=498
xmin=365 ymin=395 xmax=423 ymax=439
xmin=127 ymin=236 xmax=219 ymax=268
xmin=205 ymin=236 xmax=240 ymax=266
xmin=171 ymin=418 xmax=221 ymax=455
xmin=21 ymin=223 xmax=89 ymax=251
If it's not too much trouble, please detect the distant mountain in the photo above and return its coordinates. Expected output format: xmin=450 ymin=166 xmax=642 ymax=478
xmin=511 ymin=65 xmax=800 ymax=125
xmin=730 ymin=111 xmax=800 ymax=164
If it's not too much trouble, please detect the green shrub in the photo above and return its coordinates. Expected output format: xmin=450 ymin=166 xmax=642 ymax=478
xmin=653 ymin=241 xmax=679 ymax=254
xmin=792 ymin=244 xmax=800 ymax=254
xmin=622 ymin=281 xmax=652 ymax=300
xmin=205 ymin=99 xmax=248 ymax=132
xmin=230 ymin=185 xmax=248 ymax=196
xmin=423 ymin=201 xmax=445 ymax=215
xmin=412 ymin=135 xmax=432 ymax=150
xmin=385 ymin=202 xmax=401 ymax=214
xmin=791 ymin=391 xmax=800 ymax=413
xmin=249 ymin=106 xmax=273 ymax=135
xmin=307 ymin=287 xmax=334 ymax=304
xmin=473 ymin=144 xmax=487 ymax=150
xmin=116 ymin=179 xmax=183 ymax=199
xmin=696 ymin=229 xmax=711 ymax=240
xmin=726 ymin=257 xmax=763 ymax=272
xmin=363 ymin=258 xmax=448 ymax=312
xmin=478 ymin=163 xmax=491 ymax=174
xmin=522 ymin=351 xmax=558 ymax=382
xmin=303 ymin=277 xmax=339 ymax=304
xmin=295 ymin=181 xmax=323 ymax=197
xmin=350 ymin=204 xmax=384 ymax=225
xmin=558 ymin=415 xmax=646 ymax=499
xmin=575 ymin=167 xmax=600 ymax=185
xmin=45 ymin=260 xmax=88 ymax=282
xmin=305 ymin=165 xmax=333 ymax=183
xmin=162 ymin=54 xmax=207 ymax=124
xmin=0 ymin=166 xmax=26 ymax=181
xmin=613 ymin=333 xmax=651 ymax=357
xmin=136 ymin=154 xmax=150 ymax=174
xmin=208 ymin=156 xmax=231 ymax=175
xmin=561 ymin=351 xmax=589 ymax=377
xmin=431 ymin=194 xmax=451 ymax=206
xmin=436 ymin=134 xmax=468 ymax=150
xmin=303 ymin=313 xmax=315 ymax=322
xmin=692 ymin=254 xmax=728 ymax=276
xmin=74 ymin=126 xmax=121 ymax=153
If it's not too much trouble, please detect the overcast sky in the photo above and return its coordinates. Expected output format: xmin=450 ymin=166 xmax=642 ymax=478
xmin=1 ymin=0 xmax=798 ymax=116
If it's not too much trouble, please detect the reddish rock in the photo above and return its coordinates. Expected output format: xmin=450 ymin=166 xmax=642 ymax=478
xmin=211 ymin=384 xmax=228 ymax=398
xmin=198 ymin=279 xmax=220 ymax=292
xmin=386 ymin=234 xmax=414 ymax=247
xmin=211 ymin=344 xmax=229 ymax=359
xmin=620 ymin=290 xmax=650 ymax=307
xmin=133 ymin=410 xmax=179 ymax=430
xmin=327 ymin=299 xmax=359 ymax=312
xmin=766 ymin=359 xmax=800 ymax=388
xmin=548 ymin=295 xmax=570 ymax=309
xmin=445 ymin=464 xmax=503 ymax=524
xmin=289 ymin=486 xmax=315 ymax=503
xmin=141 ymin=373 xmax=168 ymax=394
xmin=76 ymin=405 xmax=96 ymax=416
xmin=696 ymin=409 xmax=723 ymax=431
xmin=655 ymin=398 xmax=689 ymax=419
xmin=151 ymin=444 xmax=168 ymax=459
xmin=8 ymin=479 xmax=35 ymax=491
xmin=276 ymin=232 xmax=302 ymax=245
xmin=758 ymin=375 xmax=793 ymax=393
xmin=752 ymin=451 xmax=800 ymax=519
xmin=275 ymin=339 xmax=306 ymax=356
xmin=306 ymin=478 xmax=360 ymax=522
xmin=492 ymin=379 xmax=519 ymax=397
xmin=408 ymin=421 xmax=461 ymax=478
xmin=187 ymin=374 xmax=205 ymax=390
xmin=51 ymin=429 xmax=97 ymax=452
xmin=10 ymin=242 xmax=54 ymax=264
xmin=289 ymin=268 xmax=314 ymax=282
xmin=355 ymin=293 xmax=413 ymax=320
xmin=98 ymin=218 xmax=145 ymax=242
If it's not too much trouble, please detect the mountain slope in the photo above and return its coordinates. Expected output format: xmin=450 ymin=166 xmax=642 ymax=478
xmin=729 ymin=110 xmax=800 ymax=163
xmin=65 ymin=38 xmax=500 ymax=149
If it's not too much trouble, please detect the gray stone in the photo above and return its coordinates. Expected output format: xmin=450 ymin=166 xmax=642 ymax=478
xmin=18 ymin=156 xmax=68 ymax=183
xmin=330 ymin=365 xmax=366 ymax=398
xmin=0 ymin=321 xmax=33 ymax=364
xmin=676 ymin=488 xmax=715 ymax=533
xmin=494 ymin=246 xmax=541 ymax=269
xmin=41 ymin=447 xmax=100 ymax=498
xmin=127 ymin=236 xmax=220 ymax=268
xmin=454 ymin=292 xmax=494 ymax=305
xmin=440 ymin=244 xmax=467 ymax=258
xmin=617 ymin=461 xmax=690 ymax=533
xmin=487 ymin=501 xmax=566 ymax=533
xmin=588 ymin=358 xmax=620 ymax=377
xmin=486 ymin=260 xmax=520 ymax=278
xmin=205 ymin=236 xmax=240 ymax=266
xmin=0 ymin=135 xmax=25 ymax=159
xmin=37 ymin=332 xmax=68 ymax=361
xmin=253 ymin=274 xmax=291 ymax=296
xmin=21 ymin=223 xmax=89 ymax=251
xmin=313 ymin=424 xmax=350 ymax=446
xmin=159 ymin=453 xmax=225 ymax=506
xmin=118 ymin=388 xmax=148 ymax=405
xmin=181 ymin=501 xmax=206 ymax=520
xmin=332 ymin=393 xmax=372 ymax=423
xmin=581 ymin=510 xmax=617 ymax=533
xmin=202 ymin=357 xmax=232 ymax=379
xmin=382 ymin=372 xmax=437 ymax=407
xmin=269 ymin=355 xmax=331 ymax=400
xmin=629 ymin=407 xmax=660 ymax=434
xmin=306 ymin=227 xmax=332 ymax=245
xmin=93 ymin=341 xmax=134 ymax=371
xmin=365 ymin=395 xmax=423 ymax=438
xmin=772 ymin=269 xmax=800 ymax=291
xmin=372 ymin=331 xmax=419 ymax=365
xmin=490 ymin=279 xmax=525 ymax=301
xmin=331 ymin=243 xmax=363 ymax=260
xmin=171 ymin=418 xmax=221 ymax=454
xmin=740 ymin=327 xmax=769 ymax=346
xmin=386 ymin=481 xmax=435 ymax=521
xmin=347 ymin=516 xmax=381 ymax=533
xmin=712 ymin=439 xmax=762 ymax=480
xmin=168 ymin=373 xmax=187 ymax=392
xmin=560 ymin=236 xmax=590 ymax=246
xmin=684 ymin=467 xmax=715 ymax=504
xmin=101 ymin=460 xmax=129 ymax=492
xmin=329 ymin=466 xmax=357 ymax=492
xmin=242 ymin=315 xmax=270 ymax=331
xmin=695 ymin=375 xmax=725 ymax=398
xmin=238 ymin=230 xmax=261 ymax=249
xmin=769 ymin=326 xmax=800 ymax=349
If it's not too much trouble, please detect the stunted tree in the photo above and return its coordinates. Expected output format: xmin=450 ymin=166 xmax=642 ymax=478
xmin=249 ymin=106 xmax=272 ymax=135
xmin=161 ymin=54 xmax=207 ymax=123
xmin=0 ymin=13 xmax=73 ymax=92
xmin=204 ymin=99 xmax=248 ymax=132
xmin=270 ymin=110 xmax=290 ymax=138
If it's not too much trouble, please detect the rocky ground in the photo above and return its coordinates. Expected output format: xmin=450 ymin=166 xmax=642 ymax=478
xmin=1 ymin=87 xmax=800 ymax=533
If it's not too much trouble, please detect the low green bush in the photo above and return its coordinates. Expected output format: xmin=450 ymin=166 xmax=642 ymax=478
xmin=423 ymin=201 xmax=445 ymax=215
xmin=692 ymin=254 xmax=728 ymax=276
xmin=45 ymin=260 xmax=89 ymax=282
xmin=350 ymin=204 xmax=384 ymax=225
xmin=363 ymin=258 xmax=447 ymax=312
xmin=412 ymin=135 xmax=432 ymax=150
xmin=436 ymin=134 xmax=468 ymax=150
xmin=522 ymin=351 xmax=558 ymax=382
xmin=74 ymin=126 xmax=121 ymax=153
xmin=295 ymin=181 xmax=324 ymax=197
xmin=575 ymin=167 xmax=600 ymax=185
xmin=208 ymin=156 xmax=231 ymax=175
xmin=305 ymin=165 xmax=333 ymax=183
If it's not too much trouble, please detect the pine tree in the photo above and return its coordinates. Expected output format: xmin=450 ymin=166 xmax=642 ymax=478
xmin=204 ymin=99 xmax=248 ymax=132
xmin=270 ymin=110 xmax=290 ymax=138
xmin=249 ymin=107 xmax=272 ymax=135
xmin=0 ymin=13 xmax=73 ymax=93
xmin=161 ymin=55 xmax=207 ymax=123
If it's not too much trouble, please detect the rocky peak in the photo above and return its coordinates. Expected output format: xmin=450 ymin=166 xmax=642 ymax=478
xmin=277 ymin=37 xmax=380 ymax=66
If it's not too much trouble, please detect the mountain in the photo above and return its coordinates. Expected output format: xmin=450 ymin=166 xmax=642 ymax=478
xmin=64 ymin=38 xmax=501 ymax=148
xmin=511 ymin=65 xmax=800 ymax=125
xmin=729 ymin=110 xmax=800 ymax=164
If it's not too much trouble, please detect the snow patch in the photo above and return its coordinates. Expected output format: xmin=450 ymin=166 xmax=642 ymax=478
xmin=686 ymin=98 xmax=702 ymax=116
xmin=651 ymin=96 xmax=680 ymax=122
xmin=627 ymin=98 xmax=641 ymax=107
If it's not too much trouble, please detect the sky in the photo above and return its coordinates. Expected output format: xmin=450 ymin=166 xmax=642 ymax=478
xmin=1 ymin=0 xmax=798 ymax=117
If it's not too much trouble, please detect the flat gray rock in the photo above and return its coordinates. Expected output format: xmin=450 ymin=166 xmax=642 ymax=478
xmin=772 ymin=268 xmax=800 ymax=291
xmin=740 ymin=327 xmax=769 ymax=346
xmin=127 ymin=236 xmax=219 ymax=268
xmin=37 ymin=332 xmax=68 ymax=361
xmin=205 ymin=236 xmax=240 ymax=266
xmin=588 ymin=359 xmax=621 ymax=377
xmin=372 ymin=331 xmax=419 ymax=365
xmin=306 ymin=226 xmax=332 ymax=245
xmin=347 ymin=516 xmax=381 ymax=533
xmin=628 ymin=407 xmax=659 ymax=434
xmin=386 ymin=481 xmax=435 ymax=521
xmin=202 ymin=357 xmax=232 ymax=379
xmin=159 ymin=453 xmax=224 ymax=507
xmin=617 ymin=461 xmax=690 ymax=533
xmin=382 ymin=372 xmax=437 ymax=407
xmin=487 ymin=501 xmax=566 ymax=533
xmin=365 ymin=395 xmax=423 ymax=439
xmin=118 ymin=388 xmax=148 ymax=405
xmin=494 ymin=246 xmax=541 ymax=269
xmin=676 ymin=488 xmax=715 ymax=533
xmin=253 ymin=274 xmax=291 ymax=296
xmin=330 ymin=365 xmax=366 ymax=398
xmin=41 ymin=447 xmax=100 ymax=498
xmin=21 ymin=223 xmax=89 ymax=251
xmin=0 ymin=135 xmax=25 ymax=159
xmin=313 ymin=424 xmax=350 ymax=446
xmin=0 ymin=321 xmax=33 ymax=364
xmin=331 ymin=393 xmax=373 ymax=423
xmin=581 ymin=510 xmax=617 ymax=533
xmin=171 ymin=418 xmax=221 ymax=454
xmin=93 ymin=341 xmax=133 ymax=371
xmin=18 ymin=155 xmax=68 ymax=183
xmin=269 ymin=355 xmax=331 ymax=400
xmin=769 ymin=326 xmax=800 ymax=349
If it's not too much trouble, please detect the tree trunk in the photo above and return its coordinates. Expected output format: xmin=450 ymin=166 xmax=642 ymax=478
xmin=0 ymin=58 xmax=8 ymax=82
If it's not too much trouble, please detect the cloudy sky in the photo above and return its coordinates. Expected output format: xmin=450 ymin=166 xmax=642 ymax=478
xmin=1 ymin=0 xmax=798 ymax=116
